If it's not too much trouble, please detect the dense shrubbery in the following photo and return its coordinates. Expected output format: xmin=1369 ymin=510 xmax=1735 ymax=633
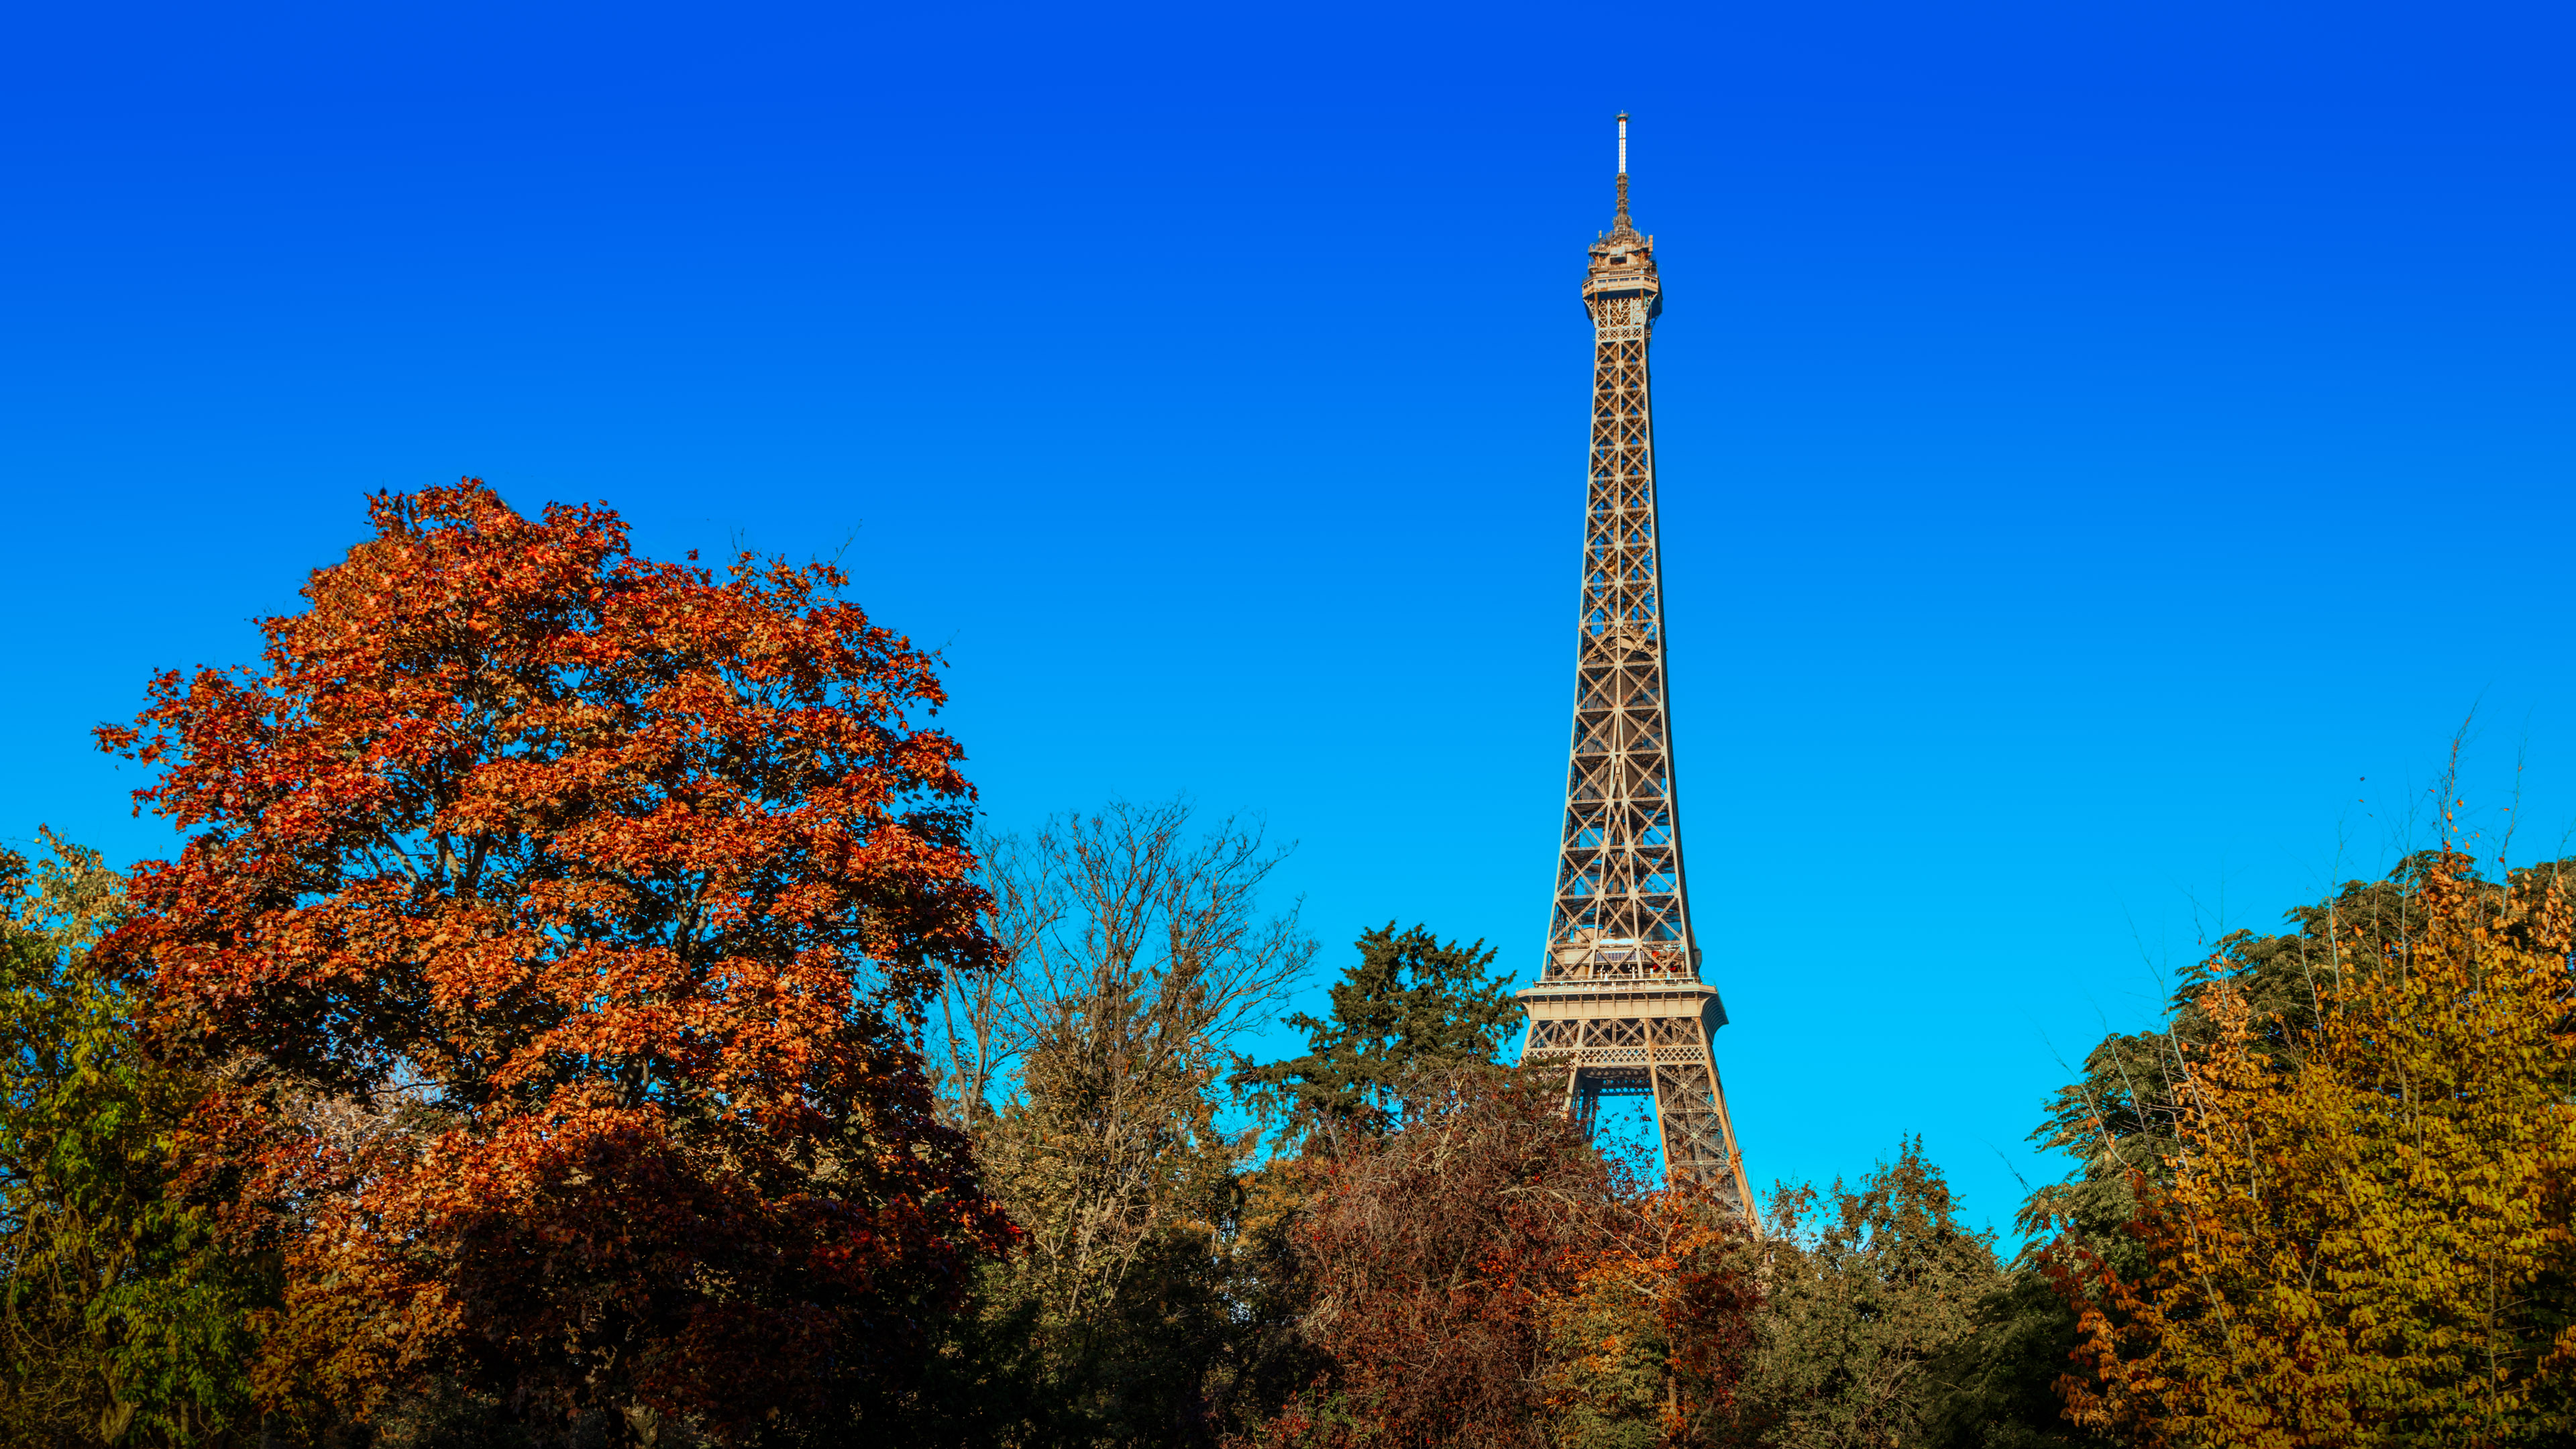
xmin=6 ymin=484 xmax=2571 ymax=1446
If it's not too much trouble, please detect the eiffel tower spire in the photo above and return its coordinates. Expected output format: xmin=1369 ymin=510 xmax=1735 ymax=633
xmin=1612 ymin=111 xmax=1634 ymax=235
xmin=1518 ymin=115 xmax=1754 ymax=1220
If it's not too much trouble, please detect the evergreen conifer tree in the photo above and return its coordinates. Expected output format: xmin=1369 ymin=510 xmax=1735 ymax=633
xmin=1236 ymin=923 xmax=1518 ymax=1146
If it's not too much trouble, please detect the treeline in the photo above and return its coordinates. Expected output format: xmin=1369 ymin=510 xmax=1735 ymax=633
xmin=3 ymin=482 xmax=2572 ymax=1447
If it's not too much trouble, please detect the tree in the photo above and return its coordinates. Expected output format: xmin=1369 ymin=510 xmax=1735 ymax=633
xmin=1725 ymin=1140 xmax=2003 ymax=1449
xmin=1996 ymin=840 xmax=2576 ymax=1449
xmin=2053 ymin=849 xmax=2576 ymax=1446
xmin=2029 ymin=850 xmax=2472 ymax=1232
xmin=1240 ymin=1067 xmax=1758 ymax=1449
xmin=1538 ymin=1183 xmax=1761 ymax=1449
xmin=1243 ymin=1067 xmax=1610 ymax=1448
xmin=1233 ymin=922 xmax=1518 ymax=1146
xmin=1876 ymin=812 xmax=2575 ymax=1449
xmin=1915 ymin=1250 xmax=2116 ymax=1449
xmin=0 ymin=831 xmax=266 ymax=1448
xmin=95 ymin=480 xmax=1012 ymax=1444
xmin=934 ymin=798 xmax=1318 ymax=1446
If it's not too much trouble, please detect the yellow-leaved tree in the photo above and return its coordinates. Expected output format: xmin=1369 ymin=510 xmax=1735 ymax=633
xmin=2061 ymin=849 xmax=2576 ymax=1446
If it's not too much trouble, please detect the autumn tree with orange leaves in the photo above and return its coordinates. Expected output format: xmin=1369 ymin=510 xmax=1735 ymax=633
xmin=2051 ymin=848 xmax=2576 ymax=1447
xmin=97 ymin=480 xmax=1012 ymax=1445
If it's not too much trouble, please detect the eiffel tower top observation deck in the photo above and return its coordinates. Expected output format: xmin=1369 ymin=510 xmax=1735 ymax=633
xmin=1518 ymin=116 xmax=1752 ymax=1214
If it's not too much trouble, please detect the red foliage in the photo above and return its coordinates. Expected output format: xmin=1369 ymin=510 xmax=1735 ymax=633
xmin=98 ymin=481 xmax=1011 ymax=1440
xmin=1246 ymin=1071 xmax=1756 ymax=1448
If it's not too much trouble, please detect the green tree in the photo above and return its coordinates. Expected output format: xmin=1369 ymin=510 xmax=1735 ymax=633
xmin=1919 ymin=1254 xmax=2117 ymax=1449
xmin=1727 ymin=1139 xmax=2003 ymax=1449
xmin=0 ymin=832 xmax=268 ymax=1447
xmin=1233 ymin=922 xmax=1517 ymax=1145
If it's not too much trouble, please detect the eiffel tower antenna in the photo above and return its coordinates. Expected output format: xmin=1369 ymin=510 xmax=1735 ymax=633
xmin=1518 ymin=114 xmax=1755 ymax=1222
xmin=1614 ymin=111 xmax=1631 ymax=230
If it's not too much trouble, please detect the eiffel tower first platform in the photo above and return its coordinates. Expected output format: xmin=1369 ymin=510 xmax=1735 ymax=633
xmin=1517 ymin=115 xmax=1754 ymax=1222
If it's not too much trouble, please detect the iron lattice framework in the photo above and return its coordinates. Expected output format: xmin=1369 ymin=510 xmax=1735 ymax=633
xmin=1518 ymin=119 xmax=1754 ymax=1221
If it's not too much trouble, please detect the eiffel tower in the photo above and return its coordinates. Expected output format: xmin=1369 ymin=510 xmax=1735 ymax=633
xmin=1517 ymin=115 xmax=1754 ymax=1220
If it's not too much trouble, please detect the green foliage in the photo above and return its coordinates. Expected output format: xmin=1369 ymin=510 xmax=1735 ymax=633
xmin=1233 ymin=922 xmax=1517 ymax=1145
xmin=1919 ymin=1258 xmax=2116 ymax=1449
xmin=0 ymin=832 xmax=268 ymax=1447
xmin=1729 ymin=1139 xmax=2004 ymax=1449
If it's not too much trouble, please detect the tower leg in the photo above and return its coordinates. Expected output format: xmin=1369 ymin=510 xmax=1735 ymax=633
xmin=1569 ymin=1069 xmax=1603 ymax=1136
xmin=1645 ymin=1024 xmax=1754 ymax=1220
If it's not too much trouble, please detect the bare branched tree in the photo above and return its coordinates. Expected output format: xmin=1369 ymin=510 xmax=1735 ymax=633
xmin=1002 ymin=799 xmax=1311 ymax=1083
xmin=934 ymin=797 xmax=1316 ymax=1321
xmin=929 ymin=847 xmax=1056 ymax=1130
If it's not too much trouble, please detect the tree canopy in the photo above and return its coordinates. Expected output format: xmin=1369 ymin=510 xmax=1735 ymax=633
xmin=1234 ymin=922 xmax=1518 ymax=1144
xmin=2051 ymin=849 xmax=2576 ymax=1446
xmin=94 ymin=480 xmax=1012 ymax=1443
xmin=12 ymin=476 xmax=2571 ymax=1449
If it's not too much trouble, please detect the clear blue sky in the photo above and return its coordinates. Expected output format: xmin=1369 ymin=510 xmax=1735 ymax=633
xmin=5 ymin=1 xmax=2571 ymax=1234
